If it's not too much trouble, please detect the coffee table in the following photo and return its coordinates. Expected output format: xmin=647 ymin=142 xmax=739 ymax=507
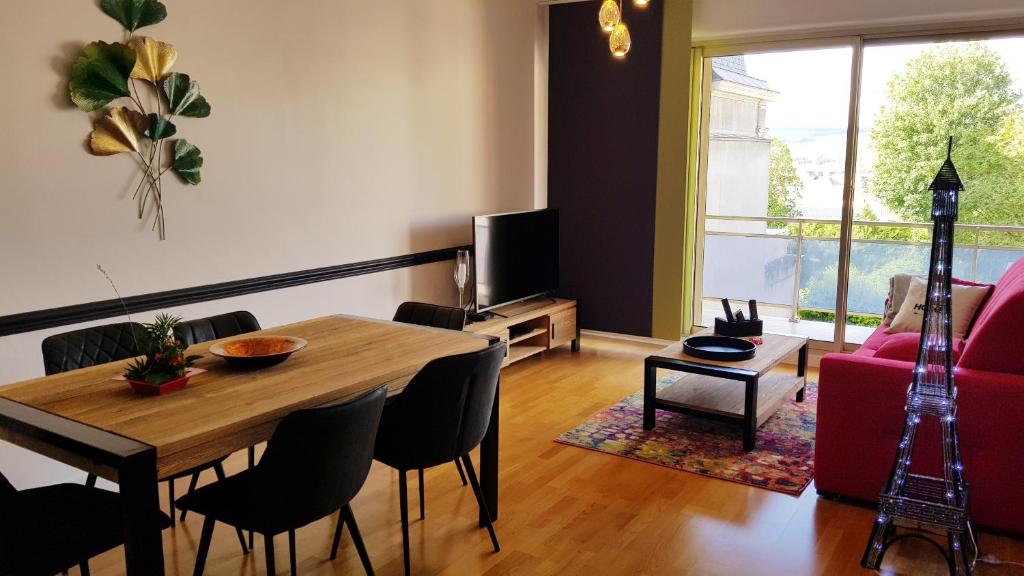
xmin=642 ymin=330 xmax=808 ymax=451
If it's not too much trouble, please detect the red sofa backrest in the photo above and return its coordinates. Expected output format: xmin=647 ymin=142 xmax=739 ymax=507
xmin=958 ymin=257 xmax=1024 ymax=374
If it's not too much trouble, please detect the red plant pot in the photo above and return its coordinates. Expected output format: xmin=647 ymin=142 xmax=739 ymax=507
xmin=128 ymin=375 xmax=190 ymax=396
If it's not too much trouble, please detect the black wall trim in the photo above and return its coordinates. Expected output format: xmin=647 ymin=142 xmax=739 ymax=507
xmin=0 ymin=245 xmax=470 ymax=338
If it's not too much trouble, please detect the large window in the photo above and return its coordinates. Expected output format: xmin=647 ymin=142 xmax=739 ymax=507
xmin=693 ymin=33 xmax=1024 ymax=349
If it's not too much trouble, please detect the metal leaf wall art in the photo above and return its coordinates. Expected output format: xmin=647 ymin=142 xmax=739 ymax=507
xmin=68 ymin=0 xmax=210 ymax=239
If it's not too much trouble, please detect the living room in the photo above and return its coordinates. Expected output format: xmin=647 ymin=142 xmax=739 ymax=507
xmin=1 ymin=0 xmax=1023 ymax=575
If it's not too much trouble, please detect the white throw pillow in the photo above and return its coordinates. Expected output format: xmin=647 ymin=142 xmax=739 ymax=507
xmin=886 ymin=276 xmax=990 ymax=339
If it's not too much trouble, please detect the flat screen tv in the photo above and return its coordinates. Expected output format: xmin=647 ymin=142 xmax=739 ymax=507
xmin=473 ymin=209 xmax=559 ymax=313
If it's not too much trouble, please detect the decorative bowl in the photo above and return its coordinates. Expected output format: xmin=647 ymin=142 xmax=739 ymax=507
xmin=210 ymin=336 xmax=308 ymax=369
xmin=683 ymin=335 xmax=756 ymax=361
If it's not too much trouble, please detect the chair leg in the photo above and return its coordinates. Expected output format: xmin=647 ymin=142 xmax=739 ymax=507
xmin=248 ymin=446 xmax=256 ymax=549
xmin=211 ymin=462 xmax=249 ymax=555
xmin=330 ymin=509 xmax=345 ymax=560
xmin=288 ymin=529 xmax=297 ymax=576
xmin=418 ymin=468 xmax=425 ymax=520
xmin=265 ymin=534 xmax=276 ymax=576
xmin=193 ymin=516 xmax=215 ymax=576
xmin=341 ymin=504 xmax=375 ymax=576
xmin=168 ymin=478 xmax=176 ymax=526
xmin=461 ymin=454 xmax=500 ymax=552
xmin=180 ymin=472 xmax=200 ymax=522
xmin=454 ymin=458 xmax=468 ymax=486
xmin=85 ymin=474 xmax=97 ymax=487
xmin=399 ymin=469 xmax=411 ymax=576
xmin=80 ymin=562 xmax=90 ymax=576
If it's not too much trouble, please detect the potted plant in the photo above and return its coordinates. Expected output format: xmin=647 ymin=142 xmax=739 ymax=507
xmin=125 ymin=313 xmax=201 ymax=395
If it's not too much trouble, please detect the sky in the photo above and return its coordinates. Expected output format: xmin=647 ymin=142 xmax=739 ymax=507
xmin=740 ymin=37 xmax=1024 ymax=131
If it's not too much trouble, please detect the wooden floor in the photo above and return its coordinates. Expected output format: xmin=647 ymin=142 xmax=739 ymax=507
xmin=90 ymin=335 xmax=1024 ymax=576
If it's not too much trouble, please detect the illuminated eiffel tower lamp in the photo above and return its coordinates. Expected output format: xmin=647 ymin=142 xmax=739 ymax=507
xmin=861 ymin=138 xmax=978 ymax=575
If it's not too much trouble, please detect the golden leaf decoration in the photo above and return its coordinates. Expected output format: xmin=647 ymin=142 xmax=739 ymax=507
xmin=128 ymin=36 xmax=177 ymax=84
xmin=89 ymin=106 xmax=148 ymax=156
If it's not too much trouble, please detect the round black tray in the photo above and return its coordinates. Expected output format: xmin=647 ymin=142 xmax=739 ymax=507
xmin=683 ymin=335 xmax=756 ymax=361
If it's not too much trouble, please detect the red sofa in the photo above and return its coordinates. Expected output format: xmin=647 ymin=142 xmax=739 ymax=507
xmin=816 ymin=257 xmax=1024 ymax=534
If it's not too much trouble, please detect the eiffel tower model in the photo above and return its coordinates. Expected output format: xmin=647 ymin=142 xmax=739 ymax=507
xmin=861 ymin=139 xmax=977 ymax=575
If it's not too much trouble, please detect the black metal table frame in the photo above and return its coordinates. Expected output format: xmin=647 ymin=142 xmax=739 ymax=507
xmin=0 ymin=385 xmax=501 ymax=575
xmin=642 ymin=343 xmax=807 ymax=451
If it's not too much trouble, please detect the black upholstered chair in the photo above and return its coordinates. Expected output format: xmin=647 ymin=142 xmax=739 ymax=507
xmin=364 ymin=344 xmax=504 ymax=576
xmin=0 ymin=471 xmax=170 ymax=576
xmin=177 ymin=386 xmax=387 ymax=576
xmin=391 ymin=302 xmax=471 ymax=487
xmin=41 ymin=322 xmax=143 ymax=377
xmin=392 ymin=301 xmax=467 ymax=332
xmin=41 ymin=322 xmax=142 ymax=490
xmin=173 ymin=310 xmax=262 ymax=347
xmin=40 ymin=321 xmax=249 ymax=554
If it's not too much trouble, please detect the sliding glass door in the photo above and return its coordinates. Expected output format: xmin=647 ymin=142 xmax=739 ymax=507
xmin=693 ymin=32 xmax=1024 ymax=349
xmin=843 ymin=36 xmax=1024 ymax=346
xmin=695 ymin=45 xmax=854 ymax=345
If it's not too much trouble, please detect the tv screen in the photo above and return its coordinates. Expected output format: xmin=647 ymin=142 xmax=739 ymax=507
xmin=474 ymin=209 xmax=559 ymax=312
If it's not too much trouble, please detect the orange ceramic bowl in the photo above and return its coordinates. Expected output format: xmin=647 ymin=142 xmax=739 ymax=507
xmin=210 ymin=336 xmax=307 ymax=369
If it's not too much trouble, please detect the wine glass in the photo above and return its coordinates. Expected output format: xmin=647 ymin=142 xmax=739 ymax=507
xmin=454 ymin=250 xmax=470 ymax=310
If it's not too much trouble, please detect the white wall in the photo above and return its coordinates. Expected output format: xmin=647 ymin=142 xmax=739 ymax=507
xmin=693 ymin=0 xmax=1024 ymax=41
xmin=0 ymin=0 xmax=541 ymax=488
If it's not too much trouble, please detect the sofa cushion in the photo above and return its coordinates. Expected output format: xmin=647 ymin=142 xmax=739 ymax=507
xmin=959 ymin=258 xmax=1024 ymax=374
xmin=886 ymin=276 xmax=992 ymax=339
xmin=873 ymin=331 xmax=965 ymax=363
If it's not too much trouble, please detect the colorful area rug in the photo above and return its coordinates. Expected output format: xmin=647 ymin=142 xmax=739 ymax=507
xmin=556 ymin=375 xmax=817 ymax=496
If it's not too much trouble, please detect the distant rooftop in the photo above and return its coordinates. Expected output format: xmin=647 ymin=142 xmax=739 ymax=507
xmin=712 ymin=55 xmax=771 ymax=90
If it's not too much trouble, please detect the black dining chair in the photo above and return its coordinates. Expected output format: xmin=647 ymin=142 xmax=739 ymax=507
xmin=176 ymin=385 xmax=387 ymax=576
xmin=41 ymin=322 xmax=142 ymax=491
xmin=172 ymin=311 xmax=262 ymax=522
xmin=391 ymin=302 xmax=472 ymax=489
xmin=361 ymin=344 xmax=504 ymax=576
xmin=0 ymin=470 xmax=171 ymax=576
xmin=392 ymin=301 xmax=467 ymax=332
xmin=40 ymin=321 xmax=250 ymax=555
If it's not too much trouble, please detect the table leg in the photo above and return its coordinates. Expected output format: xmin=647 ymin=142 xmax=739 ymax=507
xmin=796 ymin=343 xmax=808 ymax=403
xmin=480 ymin=377 xmax=499 ymax=527
xmin=119 ymin=449 xmax=165 ymax=576
xmin=743 ymin=376 xmax=759 ymax=451
xmin=643 ymin=358 xmax=657 ymax=430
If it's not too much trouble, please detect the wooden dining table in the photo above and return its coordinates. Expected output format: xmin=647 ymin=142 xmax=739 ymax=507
xmin=0 ymin=315 xmax=497 ymax=575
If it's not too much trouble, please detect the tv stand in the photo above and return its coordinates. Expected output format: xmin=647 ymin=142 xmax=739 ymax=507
xmin=465 ymin=297 xmax=579 ymax=367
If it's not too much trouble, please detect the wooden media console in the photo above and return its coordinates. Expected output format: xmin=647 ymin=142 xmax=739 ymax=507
xmin=465 ymin=297 xmax=579 ymax=366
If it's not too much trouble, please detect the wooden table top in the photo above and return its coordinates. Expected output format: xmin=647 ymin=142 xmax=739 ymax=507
xmin=650 ymin=329 xmax=807 ymax=376
xmin=0 ymin=315 xmax=491 ymax=479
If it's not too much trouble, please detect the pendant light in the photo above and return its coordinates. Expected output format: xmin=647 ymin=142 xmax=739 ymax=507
xmin=634 ymin=0 xmax=650 ymax=6
xmin=609 ymin=23 xmax=632 ymax=58
xmin=598 ymin=0 xmax=620 ymax=33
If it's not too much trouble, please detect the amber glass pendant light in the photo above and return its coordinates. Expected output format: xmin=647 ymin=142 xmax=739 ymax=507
xmin=609 ymin=22 xmax=632 ymax=58
xmin=598 ymin=0 xmax=621 ymax=32
xmin=634 ymin=0 xmax=650 ymax=6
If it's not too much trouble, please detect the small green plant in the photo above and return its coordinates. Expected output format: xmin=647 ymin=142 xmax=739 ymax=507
xmin=124 ymin=314 xmax=201 ymax=385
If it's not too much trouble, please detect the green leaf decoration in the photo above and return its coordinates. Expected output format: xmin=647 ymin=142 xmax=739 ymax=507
xmin=146 ymin=114 xmax=177 ymax=141
xmin=172 ymin=140 xmax=203 ymax=185
xmin=162 ymin=73 xmax=211 ymax=118
xmin=68 ymin=41 xmax=136 ymax=112
xmin=100 ymin=0 xmax=167 ymax=33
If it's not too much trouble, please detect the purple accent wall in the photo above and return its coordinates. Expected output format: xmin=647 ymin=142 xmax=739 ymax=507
xmin=548 ymin=1 xmax=664 ymax=336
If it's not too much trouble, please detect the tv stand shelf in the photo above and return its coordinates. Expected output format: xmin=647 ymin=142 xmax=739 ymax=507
xmin=465 ymin=297 xmax=579 ymax=367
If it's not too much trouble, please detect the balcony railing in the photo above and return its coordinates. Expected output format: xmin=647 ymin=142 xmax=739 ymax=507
xmin=700 ymin=215 xmax=1024 ymax=336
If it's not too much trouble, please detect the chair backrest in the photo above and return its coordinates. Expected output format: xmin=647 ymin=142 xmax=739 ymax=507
xmin=0 ymin=470 xmax=15 ymax=502
xmin=41 ymin=322 xmax=143 ymax=376
xmin=173 ymin=311 xmax=261 ymax=347
xmin=378 ymin=344 xmax=504 ymax=467
xmin=254 ymin=386 xmax=386 ymax=527
xmin=393 ymin=302 xmax=466 ymax=331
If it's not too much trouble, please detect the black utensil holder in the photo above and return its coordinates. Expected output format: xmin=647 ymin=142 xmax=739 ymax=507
xmin=714 ymin=317 xmax=763 ymax=337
